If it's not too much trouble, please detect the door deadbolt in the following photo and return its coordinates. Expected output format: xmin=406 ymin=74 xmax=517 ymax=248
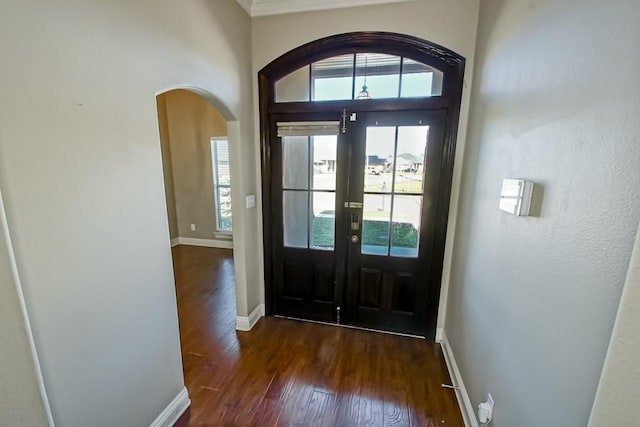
xmin=350 ymin=213 xmax=360 ymax=231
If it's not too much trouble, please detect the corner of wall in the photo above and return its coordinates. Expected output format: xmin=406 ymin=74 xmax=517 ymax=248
xmin=588 ymin=221 xmax=640 ymax=425
xmin=0 ymin=188 xmax=54 ymax=426
xmin=235 ymin=303 xmax=265 ymax=331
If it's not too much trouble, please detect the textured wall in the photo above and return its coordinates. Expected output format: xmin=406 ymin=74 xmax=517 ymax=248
xmin=446 ymin=0 xmax=640 ymax=425
xmin=0 ymin=0 xmax=255 ymax=425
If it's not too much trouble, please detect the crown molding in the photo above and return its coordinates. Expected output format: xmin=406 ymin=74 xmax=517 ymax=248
xmin=236 ymin=0 xmax=414 ymax=18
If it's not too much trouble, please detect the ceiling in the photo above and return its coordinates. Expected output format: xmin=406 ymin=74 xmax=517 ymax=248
xmin=235 ymin=0 xmax=414 ymax=17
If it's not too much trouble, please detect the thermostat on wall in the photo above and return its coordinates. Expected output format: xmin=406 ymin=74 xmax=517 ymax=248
xmin=499 ymin=179 xmax=534 ymax=216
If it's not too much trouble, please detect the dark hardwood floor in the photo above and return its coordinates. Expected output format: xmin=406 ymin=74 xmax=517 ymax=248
xmin=171 ymin=245 xmax=463 ymax=426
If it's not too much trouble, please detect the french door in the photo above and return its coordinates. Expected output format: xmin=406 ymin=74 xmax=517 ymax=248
xmin=270 ymin=109 xmax=446 ymax=336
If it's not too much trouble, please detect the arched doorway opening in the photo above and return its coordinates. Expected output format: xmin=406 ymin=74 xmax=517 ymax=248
xmin=155 ymin=87 xmax=243 ymax=355
xmin=157 ymin=89 xmax=235 ymax=251
xmin=259 ymin=32 xmax=465 ymax=339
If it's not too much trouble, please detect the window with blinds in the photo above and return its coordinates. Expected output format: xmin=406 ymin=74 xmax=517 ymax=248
xmin=211 ymin=138 xmax=232 ymax=232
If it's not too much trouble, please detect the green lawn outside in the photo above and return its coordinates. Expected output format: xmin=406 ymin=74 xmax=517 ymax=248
xmin=311 ymin=211 xmax=418 ymax=249
xmin=365 ymin=172 xmax=423 ymax=193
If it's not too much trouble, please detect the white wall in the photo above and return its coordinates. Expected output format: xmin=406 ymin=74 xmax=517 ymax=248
xmin=589 ymin=222 xmax=640 ymax=425
xmin=0 ymin=0 xmax=257 ymax=425
xmin=252 ymin=0 xmax=480 ymax=325
xmin=252 ymin=0 xmax=479 ymax=69
xmin=446 ymin=0 xmax=640 ymax=425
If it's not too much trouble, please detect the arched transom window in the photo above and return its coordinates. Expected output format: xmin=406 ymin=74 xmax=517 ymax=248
xmin=275 ymin=53 xmax=444 ymax=103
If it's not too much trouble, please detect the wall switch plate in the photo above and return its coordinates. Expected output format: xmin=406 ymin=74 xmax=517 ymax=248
xmin=190 ymin=223 xmax=196 ymax=231
xmin=245 ymin=194 xmax=256 ymax=209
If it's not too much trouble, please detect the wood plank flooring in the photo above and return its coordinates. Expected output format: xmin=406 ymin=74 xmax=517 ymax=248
xmin=171 ymin=245 xmax=463 ymax=426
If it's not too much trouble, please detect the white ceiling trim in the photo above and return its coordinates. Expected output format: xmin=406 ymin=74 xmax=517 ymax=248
xmin=236 ymin=0 xmax=414 ymax=18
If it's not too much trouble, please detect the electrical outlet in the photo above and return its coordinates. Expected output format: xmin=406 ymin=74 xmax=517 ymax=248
xmin=190 ymin=223 xmax=196 ymax=231
xmin=478 ymin=393 xmax=494 ymax=423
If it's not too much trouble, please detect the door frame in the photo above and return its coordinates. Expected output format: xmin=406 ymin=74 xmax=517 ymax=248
xmin=258 ymin=32 xmax=465 ymax=340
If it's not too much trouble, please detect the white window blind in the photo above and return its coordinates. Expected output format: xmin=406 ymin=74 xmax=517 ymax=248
xmin=277 ymin=121 xmax=340 ymax=137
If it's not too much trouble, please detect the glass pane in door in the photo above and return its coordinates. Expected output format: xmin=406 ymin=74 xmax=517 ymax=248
xmin=390 ymin=195 xmax=422 ymax=257
xmin=361 ymin=194 xmax=391 ymax=255
xmin=364 ymin=127 xmax=395 ymax=193
xmin=283 ymin=136 xmax=309 ymax=190
xmin=283 ymin=190 xmax=308 ymax=248
xmin=311 ymin=136 xmax=337 ymax=190
xmin=311 ymin=192 xmax=335 ymax=250
xmin=394 ymin=126 xmax=428 ymax=193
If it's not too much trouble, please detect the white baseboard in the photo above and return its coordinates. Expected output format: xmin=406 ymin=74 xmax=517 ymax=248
xmin=236 ymin=303 xmax=265 ymax=331
xmin=213 ymin=232 xmax=233 ymax=240
xmin=438 ymin=331 xmax=478 ymax=427
xmin=170 ymin=238 xmax=179 ymax=247
xmin=174 ymin=237 xmax=233 ymax=249
xmin=436 ymin=327 xmax=444 ymax=342
xmin=149 ymin=386 xmax=190 ymax=427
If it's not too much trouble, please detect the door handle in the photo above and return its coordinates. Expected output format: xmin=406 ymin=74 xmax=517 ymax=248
xmin=351 ymin=235 xmax=359 ymax=243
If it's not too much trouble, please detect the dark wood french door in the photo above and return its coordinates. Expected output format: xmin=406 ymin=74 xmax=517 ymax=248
xmin=259 ymin=32 xmax=466 ymax=340
xmin=270 ymin=109 xmax=446 ymax=336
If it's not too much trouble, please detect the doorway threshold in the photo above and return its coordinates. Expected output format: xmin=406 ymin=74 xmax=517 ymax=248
xmin=274 ymin=315 xmax=425 ymax=340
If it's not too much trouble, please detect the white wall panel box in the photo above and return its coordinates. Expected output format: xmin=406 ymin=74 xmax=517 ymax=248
xmin=499 ymin=179 xmax=535 ymax=216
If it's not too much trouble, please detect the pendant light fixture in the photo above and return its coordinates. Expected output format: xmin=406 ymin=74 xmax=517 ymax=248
xmin=356 ymin=55 xmax=371 ymax=100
